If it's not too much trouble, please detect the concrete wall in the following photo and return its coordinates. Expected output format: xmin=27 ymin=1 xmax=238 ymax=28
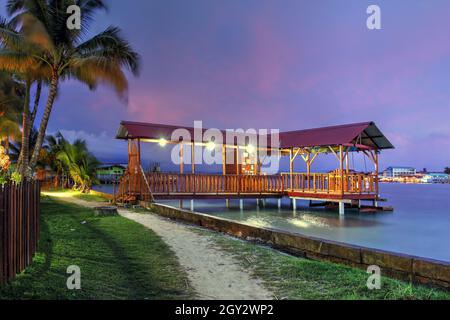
xmin=140 ymin=201 xmax=450 ymax=290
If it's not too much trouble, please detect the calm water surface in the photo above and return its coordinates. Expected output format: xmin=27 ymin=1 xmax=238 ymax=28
xmin=94 ymin=183 xmax=450 ymax=262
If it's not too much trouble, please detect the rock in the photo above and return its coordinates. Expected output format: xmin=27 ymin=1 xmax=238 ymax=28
xmin=94 ymin=206 xmax=119 ymax=217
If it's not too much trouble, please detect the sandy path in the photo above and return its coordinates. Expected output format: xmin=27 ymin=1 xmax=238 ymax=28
xmin=55 ymin=196 xmax=273 ymax=300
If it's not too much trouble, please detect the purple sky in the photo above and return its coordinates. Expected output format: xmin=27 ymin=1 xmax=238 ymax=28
xmin=3 ymin=0 xmax=450 ymax=171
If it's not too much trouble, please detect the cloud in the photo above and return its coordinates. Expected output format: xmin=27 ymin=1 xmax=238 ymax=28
xmin=57 ymin=130 xmax=127 ymax=162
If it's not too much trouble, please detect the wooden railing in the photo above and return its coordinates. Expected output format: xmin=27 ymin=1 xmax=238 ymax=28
xmin=281 ymin=172 xmax=378 ymax=194
xmin=0 ymin=181 xmax=40 ymax=284
xmin=116 ymin=171 xmax=378 ymax=202
xmin=147 ymin=173 xmax=284 ymax=195
xmin=116 ymin=167 xmax=154 ymax=202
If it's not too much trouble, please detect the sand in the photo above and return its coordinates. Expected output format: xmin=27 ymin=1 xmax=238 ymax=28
xmin=55 ymin=195 xmax=273 ymax=300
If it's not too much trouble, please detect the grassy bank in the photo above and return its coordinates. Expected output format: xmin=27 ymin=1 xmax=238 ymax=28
xmin=193 ymin=229 xmax=450 ymax=300
xmin=0 ymin=197 xmax=194 ymax=300
xmin=2 ymin=191 xmax=449 ymax=300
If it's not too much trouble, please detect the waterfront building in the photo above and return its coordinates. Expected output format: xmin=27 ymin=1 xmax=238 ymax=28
xmin=383 ymin=166 xmax=416 ymax=178
xmin=96 ymin=164 xmax=127 ymax=183
xmin=421 ymin=173 xmax=450 ymax=184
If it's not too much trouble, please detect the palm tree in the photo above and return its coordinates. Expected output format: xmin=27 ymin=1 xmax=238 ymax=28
xmin=9 ymin=126 xmax=39 ymax=162
xmin=42 ymin=132 xmax=68 ymax=186
xmin=57 ymin=138 xmax=100 ymax=192
xmin=1 ymin=0 xmax=140 ymax=174
xmin=0 ymin=71 xmax=24 ymax=154
xmin=0 ymin=17 xmax=47 ymax=176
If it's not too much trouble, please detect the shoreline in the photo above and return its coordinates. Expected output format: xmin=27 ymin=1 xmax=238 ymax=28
xmin=140 ymin=200 xmax=450 ymax=289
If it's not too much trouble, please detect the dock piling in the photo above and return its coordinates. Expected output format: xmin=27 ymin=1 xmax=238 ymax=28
xmin=339 ymin=202 xmax=345 ymax=216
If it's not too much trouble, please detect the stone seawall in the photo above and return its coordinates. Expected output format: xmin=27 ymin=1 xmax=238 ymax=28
xmin=140 ymin=201 xmax=450 ymax=289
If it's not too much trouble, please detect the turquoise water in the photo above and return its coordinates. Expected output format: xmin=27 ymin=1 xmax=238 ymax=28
xmin=94 ymin=183 xmax=450 ymax=262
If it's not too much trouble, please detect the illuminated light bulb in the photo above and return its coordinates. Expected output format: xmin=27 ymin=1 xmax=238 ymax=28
xmin=206 ymin=141 xmax=216 ymax=151
xmin=246 ymin=144 xmax=256 ymax=153
xmin=158 ymin=138 xmax=168 ymax=147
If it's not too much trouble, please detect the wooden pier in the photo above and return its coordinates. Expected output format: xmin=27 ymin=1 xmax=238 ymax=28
xmin=115 ymin=121 xmax=394 ymax=214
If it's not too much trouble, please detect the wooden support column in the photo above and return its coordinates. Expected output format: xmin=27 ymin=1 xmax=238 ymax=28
xmin=345 ymin=148 xmax=349 ymax=174
xmin=339 ymin=145 xmax=344 ymax=195
xmin=222 ymin=145 xmax=226 ymax=175
xmin=127 ymin=140 xmax=131 ymax=165
xmin=307 ymin=157 xmax=311 ymax=191
xmin=137 ymin=138 xmax=141 ymax=167
xmin=306 ymin=152 xmax=319 ymax=191
xmin=236 ymin=146 xmax=240 ymax=176
xmin=180 ymin=143 xmax=184 ymax=174
xmin=289 ymin=149 xmax=294 ymax=190
xmin=375 ymin=150 xmax=379 ymax=195
xmin=191 ymin=142 xmax=196 ymax=174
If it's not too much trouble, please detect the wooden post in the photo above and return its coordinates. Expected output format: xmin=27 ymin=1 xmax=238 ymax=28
xmin=339 ymin=145 xmax=344 ymax=195
xmin=222 ymin=145 xmax=226 ymax=175
xmin=375 ymin=150 xmax=379 ymax=195
xmin=127 ymin=140 xmax=131 ymax=166
xmin=307 ymin=154 xmax=311 ymax=191
xmin=137 ymin=139 xmax=141 ymax=167
xmin=180 ymin=143 xmax=184 ymax=174
xmin=289 ymin=149 xmax=294 ymax=190
xmin=191 ymin=142 xmax=196 ymax=174
xmin=345 ymin=148 xmax=349 ymax=175
xmin=236 ymin=147 xmax=240 ymax=176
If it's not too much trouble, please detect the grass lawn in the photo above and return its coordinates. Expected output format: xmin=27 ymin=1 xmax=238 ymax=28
xmin=0 ymin=196 xmax=195 ymax=300
xmin=2 ymin=191 xmax=449 ymax=300
xmin=42 ymin=189 xmax=110 ymax=203
xmin=193 ymin=229 xmax=450 ymax=300
xmin=73 ymin=192 xmax=109 ymax=203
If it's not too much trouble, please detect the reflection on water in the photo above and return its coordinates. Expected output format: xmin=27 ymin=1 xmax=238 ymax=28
xmin=94 ymin=183 xmax=450 ymax=262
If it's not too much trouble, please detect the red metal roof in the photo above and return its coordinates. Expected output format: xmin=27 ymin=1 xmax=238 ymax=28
xmin=279 ymin=122 xmax=394 ymax=149
xmin=117 ymin=121 xmax=394 ymax=150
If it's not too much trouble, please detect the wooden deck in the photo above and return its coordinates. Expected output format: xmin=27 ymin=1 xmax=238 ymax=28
xmin=116 ymin=171 xmax=379 ymax=203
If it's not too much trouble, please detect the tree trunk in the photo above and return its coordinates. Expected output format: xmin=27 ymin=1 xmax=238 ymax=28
xmin=30 ymin=80 xmax=42 ymax=130
xmin=4 ymin=137 xmax=9 ymax=155
xmin=29 ymin=73 xmax=59 ymax=173
xmin=18 ymin=80 xmax=32 ymax=178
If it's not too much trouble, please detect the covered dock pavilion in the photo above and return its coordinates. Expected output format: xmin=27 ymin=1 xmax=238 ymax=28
xmin=115 ymin=121 xmax=394 ymax=215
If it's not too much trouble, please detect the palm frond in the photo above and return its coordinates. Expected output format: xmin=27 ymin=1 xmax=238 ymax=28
xmin=19 ymin=12 xmax=55 ymax=52
xmin=0 ymin=16 xmax=29 ymax=51
xmin=75 ymin=26 xmax=141 ymax=76
xmin=0 ymin=50 xmax=38 ymax=74
xmin=67 ymin=56 xmax=129 ymax=100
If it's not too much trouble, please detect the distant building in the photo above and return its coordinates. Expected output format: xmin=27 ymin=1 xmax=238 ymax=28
xmin=421 ymin=173 xmax=450 ymax=184
xmin=383 ymin=167 xmax=416 ymax=178
xmin=96 ymin=164 xmax=126 ymax=183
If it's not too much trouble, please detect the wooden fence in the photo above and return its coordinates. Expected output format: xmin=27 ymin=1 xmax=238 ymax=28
xmin=0 ymin=181 xmax=41 ymax=284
